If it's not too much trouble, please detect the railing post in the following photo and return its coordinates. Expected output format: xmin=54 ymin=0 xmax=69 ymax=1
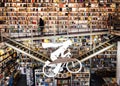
xmin=0 ymin=30 xmax=3 ymax=42
xmin=117 ymin=42 xmax=120 ymax=85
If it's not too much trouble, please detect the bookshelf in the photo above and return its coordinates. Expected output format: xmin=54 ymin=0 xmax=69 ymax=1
xmin=0 ymin=2 xmax=6 ymax=30
xmin=0 ymin=0 xmax=118 ymax=37
xmin=0 ymin=47 xmax=19 ymax=86
xmin=56 ymin=77 xmax=71 ymax=86
xmin=72 ymin=72 xmax=90 ymax=86
xmin=71 ymin=67 xmax=90 ymax=86
xmin=89 ymin=46 xmax=117 ymax=78
xmin=34 ymin=69 xmax=55 ymax=86
xmin=55 ymin=67 xmax=90 ymax=86
xmin=113 ymin=2 xmax=120 ymax=30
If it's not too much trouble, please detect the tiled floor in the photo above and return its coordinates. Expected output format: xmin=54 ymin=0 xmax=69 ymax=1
xmin=16 ymin=74 xmax=106 ymax=86
xmin=16 ymin=75 xmax=27 ymax=86
xmin=91 ymin=74 xmax=105 ymax=86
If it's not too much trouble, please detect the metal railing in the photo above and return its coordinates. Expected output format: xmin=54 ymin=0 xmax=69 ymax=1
xmin=2 ymin=35 xmax=50 ymax=63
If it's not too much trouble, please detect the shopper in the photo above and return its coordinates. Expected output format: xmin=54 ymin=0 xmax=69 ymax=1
xmin=9 ymin=75 xmax=13 ymax=86
xmin=39 ymin=17 xmax=45 ymax=36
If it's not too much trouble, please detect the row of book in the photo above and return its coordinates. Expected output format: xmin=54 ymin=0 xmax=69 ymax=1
xmin=3 ymin=3 xmax=117 ymax=8
xmin=1 ymin=0 xmax=119 ymax=3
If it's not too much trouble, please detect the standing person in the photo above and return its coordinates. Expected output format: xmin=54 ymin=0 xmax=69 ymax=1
xmin=9 ymin=73 xmax=13 ymax=86
xmin=39 ymin=17 xmax=45 ymax=36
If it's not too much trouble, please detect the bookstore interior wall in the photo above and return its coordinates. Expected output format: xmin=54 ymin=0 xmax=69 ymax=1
xmin=0 ymin=0 xmax=119 ymax=86
xmin=0 ymin=35 xmax=117 ymax=86
xmin=0 ymin=46 xmax=20 ymax=86
xmin=0 ymin=0 xmax=120 ymax=37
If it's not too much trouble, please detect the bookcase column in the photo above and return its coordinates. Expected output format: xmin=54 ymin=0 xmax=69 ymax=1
xmin=117 ymin=41 xmax=120 ymax=85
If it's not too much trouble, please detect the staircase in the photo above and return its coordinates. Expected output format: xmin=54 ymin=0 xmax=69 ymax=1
xmin=64 ymin=36 xmax=119 ymax=68
xmin=48 ymin=36 xmax=119 ymax=67
xmin=1 ymin=35 xmax=50 ymax=64
xmin=78 ymin=36 xmax=119 ymax=62
xmin=1 ymin=34 xmax=119 ymax=64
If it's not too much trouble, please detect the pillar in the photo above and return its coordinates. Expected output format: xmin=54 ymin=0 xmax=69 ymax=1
xmin=117 ymin=42 xmax=120 ymax=85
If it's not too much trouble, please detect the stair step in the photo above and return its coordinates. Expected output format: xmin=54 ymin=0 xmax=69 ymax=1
xmin=102 ymin=44 xmax=108 ymax=47
xmin=106 ymin=42 xmax=111 ymax=45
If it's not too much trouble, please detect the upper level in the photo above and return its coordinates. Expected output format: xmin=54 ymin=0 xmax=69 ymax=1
xmin=0 ymin=0 xmax=120 ymax=38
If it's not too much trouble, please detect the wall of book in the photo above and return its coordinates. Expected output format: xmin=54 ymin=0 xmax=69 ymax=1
xmin=91 ymin=46 xmax=117 ymax=76
xmin=0 ymin=2 xmax=6 ymax=29
xmin=34 ymin=69 xmax=56 ymax=86
xmin=90 ymin=46 xmax=117 ymax=85
xmin=55 ymin=67 xmax=90 ymax=86
xmin=0 ymin=0 xmax=118 ymax=37
xmin=34 ymin=68 xmax=90 ymax=86
xmin=0 ymin=46 xmax=20 ymax=86
xmin=75 ymin=46 xmax=117 ymax=85
xmin=17 ymin=52 xmax=43 ymax=75
xmin=111 ymin=2 xmax=120 ymax=31
xmin=71 ymin=72 xmax=90 ymax=86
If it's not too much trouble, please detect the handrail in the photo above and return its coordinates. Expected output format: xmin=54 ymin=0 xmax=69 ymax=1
xmin=80 ymin=43 xmax=116 ymax=62
xmin=90 ymin=36 xmax=117 ymax=52
xmin=69 ymin=43 xmax=116 ymax=68
xmin=5 ymin=42 xmax=45 ymax=63
xmin=2 ymin=35 xmax=50 ymax=60
xmin=78 ymin=36 xmax=118 ymax=57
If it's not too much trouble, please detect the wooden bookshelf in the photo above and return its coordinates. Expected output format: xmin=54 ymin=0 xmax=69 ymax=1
xmin=0 ymin=47 xmax=19 ymax=86
xmin=0 ymin=0 xmax=118 ymax=37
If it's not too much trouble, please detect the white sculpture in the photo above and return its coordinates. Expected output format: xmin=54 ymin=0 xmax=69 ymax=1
xmin=42 ymin=39 xmax=82 ymax=77
xmin=42 ymin=40 xmax=72 ymax=61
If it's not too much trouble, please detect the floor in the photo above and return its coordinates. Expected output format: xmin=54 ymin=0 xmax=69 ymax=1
xmin=91 ymin=73 xmax=105 ymax=86
xmin=16 ymin=75 xmax=27 ymax=86
xmin=16 ymin=74 xmax=105 ymax=86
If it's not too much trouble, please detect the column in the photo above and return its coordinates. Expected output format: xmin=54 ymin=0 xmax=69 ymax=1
xmin=117 ymin=41 xmax=120 ymax=85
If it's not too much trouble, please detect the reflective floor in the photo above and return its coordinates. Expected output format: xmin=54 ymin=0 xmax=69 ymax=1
xmin=16 ymin=75 xmax=27 ymax=86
